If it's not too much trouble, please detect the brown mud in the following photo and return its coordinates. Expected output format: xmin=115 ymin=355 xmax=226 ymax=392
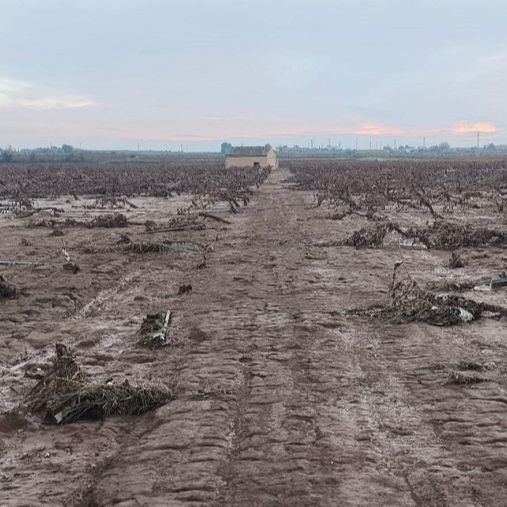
xmin=1 ymin=170 xmax=506 ymax=506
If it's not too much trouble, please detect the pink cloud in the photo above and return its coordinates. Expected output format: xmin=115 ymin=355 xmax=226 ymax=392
xmin=453 ymin=122 xmax=498 ymax=134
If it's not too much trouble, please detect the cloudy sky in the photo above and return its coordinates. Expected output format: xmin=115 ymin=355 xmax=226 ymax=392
xmin=1 ymin=0 xmax=506 ymax=150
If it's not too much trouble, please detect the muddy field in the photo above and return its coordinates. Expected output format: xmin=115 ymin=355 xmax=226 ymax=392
xmin=1 ymin=161 xmax=507 ymax=506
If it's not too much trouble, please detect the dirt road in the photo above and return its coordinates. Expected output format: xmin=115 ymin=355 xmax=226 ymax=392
xmin=1 ymin=169 xmax=506 ymax=506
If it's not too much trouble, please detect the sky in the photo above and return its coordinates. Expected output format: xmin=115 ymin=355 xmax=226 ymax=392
xmin=1 ymin=0 xmax=506 ymax=151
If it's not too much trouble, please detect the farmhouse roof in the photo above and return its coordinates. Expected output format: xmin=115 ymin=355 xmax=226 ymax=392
xmin=228 ymin=145 xmax=272 ymax=157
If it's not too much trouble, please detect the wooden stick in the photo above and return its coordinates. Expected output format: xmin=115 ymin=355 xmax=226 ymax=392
xmin=0 ymin=260 xmax=47 ymax=266
xmin=143 ymin=224 xmax=205 ymax=234
xmin=198 ymin=212 xmax=231 ymax=224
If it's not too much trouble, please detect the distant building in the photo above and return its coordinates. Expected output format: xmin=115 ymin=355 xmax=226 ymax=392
xmin=225 ymin=145 xmax=278 ymax=169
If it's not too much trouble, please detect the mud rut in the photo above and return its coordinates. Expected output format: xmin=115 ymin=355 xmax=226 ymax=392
xmin=2 ymin=169 xmax=507 ymax=506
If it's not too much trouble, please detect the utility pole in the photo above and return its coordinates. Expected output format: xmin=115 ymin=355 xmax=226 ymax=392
xmin=477 ymin=131 xmax=480 ymax=149
xmin=355 ymin=138 xmax=358 ymax=151
xmin=423 ymin=137 xmax=426 ymax=149
xmin=370 ymin=139 xmax=372 ymax=150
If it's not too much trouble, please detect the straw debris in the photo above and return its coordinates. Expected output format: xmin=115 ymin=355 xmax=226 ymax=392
xmin=26 ymin=344 xmax=173 ymax=424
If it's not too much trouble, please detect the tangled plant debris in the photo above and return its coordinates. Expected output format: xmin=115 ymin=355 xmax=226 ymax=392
xmin=345 ymin=220 xmax=507 ymax=250
xmin=446 ymin=371 xmax=490 ymax=385
xmin=124 ymin=241 xmax=173 ymax=254
xmin=90 ymin=213 xmax=128 ymax=228
xmin=405 ymin=221 xmax=507 ymax=250
xmin=0 ymin=275 xmax=17 ymax=300
xmin=344 ymin=222 xmax=400 ymax=248
xmin=178 ymin=284 xmax=192 ymax=295
xmin=448 ymin=252 xmax=465 ymax=269
xmin=25 ymin=344 xmax=173 ymax=424
xmin=138 ymin=311 xmax=174 ymax=349
xmin=350 ymin=263 xmax=507 ymax=326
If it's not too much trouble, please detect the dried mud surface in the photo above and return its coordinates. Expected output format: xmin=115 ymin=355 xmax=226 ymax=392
xmin=1 ymin=169 xmax=507 ymax=506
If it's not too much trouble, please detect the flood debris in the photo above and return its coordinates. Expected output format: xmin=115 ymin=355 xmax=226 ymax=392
xmin=196 ymin=253 xmax=207 ymax=269
xmin=61 ymin=244 xmax=80 ymax=274
xmin=30 ymin=214 xmax=128 ymax=229
xmin=350 ymin=263 xmax=507 ymax=326
xmin=345 ymin=220 xmax=507 ymax=250
xmin=26 ymin=344 xmax=173 ymax=424
xmin=116 ymin=233 xmax=131 ymax=245
xmin=446 ymin=371 xmax=490 ymax=385
xmin=92 ymin=196 xmax=138 ymax=209
xmin=406 ymin=221 xmax=507 ymax=250
xmin=178 ymin=284 xmax=192 ymax=295
xmin=138 ymin=311 xmax=173 ymax=349
xmin=198 ymin=212 xmax=231 ymax=224
xmin=144 ymin=216 xmax=206 ymax=234
xmin=0 ymin=275 xmax=17 ymax=299
xmin=124 ymin=240 xmax=172 ymax=254
xmin=90 ymin=213 xmax=128 ymax=228
xmin=15 ymin=206 xmax=64 ymax=219
xmin=344 ymin=221 xmax=399 ymax=248
xmin=448 ymin=252 xmax=465 ymax=269
xmin=426 ymin=272 xmax=507 ymax=293
xmin=491 ymin=272 xmax=507 ymax=289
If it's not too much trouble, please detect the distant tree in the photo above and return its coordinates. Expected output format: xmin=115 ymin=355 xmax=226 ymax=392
xmin=61 ymin=144 xmax=74 ymax=153
xmin=438 ymin=142 xmax=451 ymax=152
xmin=221 ymin=142 xmax=232 ymax=155
xmin=1 ymin=147 xmax=13 ymax=162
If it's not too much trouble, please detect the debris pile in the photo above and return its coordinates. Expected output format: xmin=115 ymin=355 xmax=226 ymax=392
xmin=61 ymin=244 xmax=80 ymax=274
xmin=345 ymin=220 xmax=507 ymax=250
xmin=344 ymin=222 xmax=397 ymax=248
xmin=178 ymin=284 xmax=192 ymax=295
xmin=426 ymin=272 xmax=507 ymax=292
xmin=446 ymin=371 xmax=489 ymax=385
xmin=448 ymin=252 xmax=465 ymax=269
xmin=407 ymin=221 xmax=507 ymax=250
xmin=138 ymin=311 xmax=173 ymax=349
xmin=144 ymin=215 xmax=205 ymax=234
xmin=30 ymin=215 xmax=127 ymax=229
xmin=351 ymin=263 xmax=507 ymax=326
xmin=90 ymin=213 xmax=128 ymax=228
xmin=124 ymin=241 xmax=172 ymax=254
xmin=0 ymin=275 xmax=17 ymax=299
xmin=26 ymin=344 xmax=172 ymax=424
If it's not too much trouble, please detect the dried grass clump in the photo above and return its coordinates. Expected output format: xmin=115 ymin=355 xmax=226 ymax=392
xmin=26 ymin=344 xmax=173 ymax=424
xmin=0 ymin=275 xmax=17 ymax=300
